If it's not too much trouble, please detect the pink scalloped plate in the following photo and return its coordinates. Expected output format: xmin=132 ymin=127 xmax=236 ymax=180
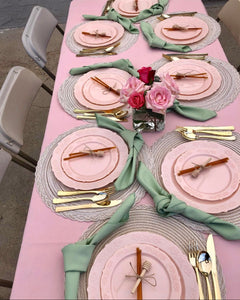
xmin=154 ymin=16 xmax=209 ymax=44
xmin=51 ymin=128 xmax=128 ymax=190
xmin=61 ymin=135 xmax=119 ymax=183
xmin=174 ymin=146 xmax=240 ymax=201
xmin=73 ymin=21 xmax=124 ymax=47
xmin=87 ymin=231 xmax=199 ymax=299
xmin=112 ymin=0 xmax=158 ymax=17
xmin=161 ymin=140 xmax=240 ymax=213
xmin=101 ymin=244 xmax=181 ymax=299
xmin=74 ymin=68 xmax=131 ymax=110
xmin=156 ymin=59 xmax=222 ymax=100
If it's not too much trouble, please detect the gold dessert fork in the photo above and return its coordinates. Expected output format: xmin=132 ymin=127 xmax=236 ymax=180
xmin=57 ymin=185 xmax=116 ymax=197
xmin=188 ymin=241 xmax=204 ymax=300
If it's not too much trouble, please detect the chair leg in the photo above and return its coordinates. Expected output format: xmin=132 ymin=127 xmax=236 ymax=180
xmin=18 ymin=150 xmax=37 ymax=166
xmin=12 ymin=155 xmax=36 ymax=172
xmin=56 ymin=24 xmax=64 ymax=35
xmin=42 ymin=66 xmax=56 ymax=81
xmin=0 ymin=278 xmax=13 ymax=288
xmin=41 ymin=83 xmax=53 ymax=95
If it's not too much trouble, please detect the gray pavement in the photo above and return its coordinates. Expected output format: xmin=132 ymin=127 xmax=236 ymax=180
xmin=0 ymin=1 xmax=239 ymax=299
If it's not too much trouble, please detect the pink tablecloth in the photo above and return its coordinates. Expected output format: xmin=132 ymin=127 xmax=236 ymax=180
xmin=10 ymin=0 xmax=240 ymax=298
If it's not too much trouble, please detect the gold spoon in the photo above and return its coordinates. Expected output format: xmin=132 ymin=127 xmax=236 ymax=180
xmin=198 ymin=251 xmax=213 ymax=300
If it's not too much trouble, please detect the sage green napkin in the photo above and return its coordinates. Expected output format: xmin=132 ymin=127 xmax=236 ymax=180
xmin=168 ymin=100 xmax=217 ymax=121
xmin=69 ymin=58 xmax=139 ymax=77
xmin=96 ymin=114 xmax=144 ymax=191
xmin=62 ymin=193 xmax=135 ymax=300
xmin=137 ymin=162 xmax=240 ymax=240
xmin=83 ymin=8 xmax=139 ymax=33
xmin=140 ymin=21 xmax=192 ymax=52
xmin=131 ymin=0 xmax=169 ymax=23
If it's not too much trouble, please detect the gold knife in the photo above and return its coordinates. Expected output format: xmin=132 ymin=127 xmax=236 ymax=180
xmin=206 ymin=234 xmax=221 ymax=300
xmin=55 ymin=199 xmax=122 ymax=212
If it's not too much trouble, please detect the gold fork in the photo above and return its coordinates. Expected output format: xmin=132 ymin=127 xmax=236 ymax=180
xmin=57 ymin=185 xmax=115 ymax=197
xmin=176 ymin=127 xmax=236 ymax=141
xmin=188 ymin=241 xmax=204 ymax=300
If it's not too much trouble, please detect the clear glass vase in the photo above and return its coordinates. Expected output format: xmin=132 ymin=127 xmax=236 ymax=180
xmin=132 ymin=108 xmax=166 ymax=133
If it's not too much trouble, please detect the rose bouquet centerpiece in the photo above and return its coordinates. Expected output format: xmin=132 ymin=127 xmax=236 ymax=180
xmin=120 ymin=67 xmax=179 ymax=132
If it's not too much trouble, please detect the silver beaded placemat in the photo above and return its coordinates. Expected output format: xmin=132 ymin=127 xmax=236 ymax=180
xmin=150 ymin=130 xmax=240 ymax=233
xmin=78 ymin=205 xmax=225 ymax=299
xmin=151 ymin=56 xmax=240 ymax=111
xmin=66 ymin=22 xmax=138 ymax=55
xmin=147 ymin=12 xmax=221 ymax=51
xmin=35 ymin=125 xmax=150 ymax=222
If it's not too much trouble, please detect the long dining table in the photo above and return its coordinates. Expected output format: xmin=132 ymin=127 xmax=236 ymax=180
xmin=10 ymin=0 xmax=240 ymax=299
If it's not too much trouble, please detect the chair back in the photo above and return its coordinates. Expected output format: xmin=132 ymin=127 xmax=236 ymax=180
xmin=0 ymin=148 xmax=11 ymax=183
xmin=22 ymin=6 xmax=58 ymax=68
xmin=218 ymin=0 xmax=240 ymax=45
xmin=0 ymin=66 xmax=42 ymax=153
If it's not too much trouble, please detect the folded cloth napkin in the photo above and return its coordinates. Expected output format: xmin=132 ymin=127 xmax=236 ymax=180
xmin=96 ymin=114 xmax=144 ymax=191
xmin=168 ymin=100 xmax=217 ymax=121
xmin=140 ymin=21 xmax=192 ymax=52
xmin=137 ymin=162 xmax=240 ymax=240
xmin=62 ymin=193 xmax=135 ymax=300
xmin=131 ymin=0 xmax=169 ymax=23
xmin=69 ymin=58 xmax=139 ymax=77
xmin=83 ymin=8 xmax=139 ymax=33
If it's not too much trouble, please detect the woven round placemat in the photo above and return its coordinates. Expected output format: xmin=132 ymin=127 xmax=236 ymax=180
xmin=35 ymin=125 xmax=150 ymax=222
xmin=149 ymin=130 xmax=240 ymax=233
xmin=151 ymin=56 xmax=240 ymax=111
xmin=78 ymin=205 xmax=225 ymax=299
xmin=58 ymin=71 xmax=131 ymax=120
xmin=66 ymin=22 xmax=138 ymax=55
xmin=147 ymin=12 xmax=221 ymax=52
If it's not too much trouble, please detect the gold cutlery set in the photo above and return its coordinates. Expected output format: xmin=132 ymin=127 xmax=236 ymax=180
xmin=74 ymin=108 xmax=128 ymax=122
xmin=77 ymin=42 xmax=120 ymax=57
xmin=157 ymin=11 xmax=197 ymax=21
xmin=101 ymin=0 xmax=115 ymax=16
xmin=176 ymin=126 xmax=236 ymax=141
xmin=188 ymin=234 xmax=221 ymax=300
xmin=163 ymin=53 xmax=209 ymax=61
xmin=53 ymin=186 xmax=120 ymax=212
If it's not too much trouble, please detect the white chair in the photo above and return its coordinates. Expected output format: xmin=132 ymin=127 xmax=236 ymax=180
xmin=22 ymin=6 xmax=64 ymax=80
xmin=0 ymin=66 xmax=51 ymax=167
xmin=216 ymin=0 xmax=240 ymax=71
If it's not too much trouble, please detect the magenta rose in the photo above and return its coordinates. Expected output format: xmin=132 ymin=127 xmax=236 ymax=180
xmin=138 ymin=67 xmax=156 ymax=84
xmin=127 ymin=91 xmax=145 ymax=109
xmin=120 ymin=77 xmax=146 ymax=103
xmin=160 ymin=72 xmax=179 ymax=96
xmin=145 ymin=83 xmax=174 ymax=114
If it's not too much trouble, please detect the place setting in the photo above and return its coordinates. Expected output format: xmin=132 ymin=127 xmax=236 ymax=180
xmin=66 ymin=20 xmax=138 ymax=55
xmin=151 ymin=56 xmax=240 ymax=111
xmin=111 ymin=0 xmax=159 ymax=17
xmin=58 ymin=67 xmax=131 ymax=121
xmin=143 ymin=11 xmax=221 ymax=52
xmin=149 ymin=128 xmax=240 ymax=232
xmin=35 ymin=116 xmax=151 ymax=222
xmin=63 ymin=204 xmax=226 ymax=300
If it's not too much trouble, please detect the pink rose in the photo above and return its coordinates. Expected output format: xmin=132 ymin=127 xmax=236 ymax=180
xmin=160 ymin=72 xmax=179 ymax=96
xmin=145 ymin=83 xmax=174 ymax=114
xmin=138 ymin=67 xmax=156 ymax=84
xmin=128 ymin=91 xmax=145 ymax=109
xmin=120 ymin=77 xmax=146 ymax=103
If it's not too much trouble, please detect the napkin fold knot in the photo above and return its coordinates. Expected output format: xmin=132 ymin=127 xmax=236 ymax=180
xmin=83 ymin=8 xmax=139 ymax=33
xmin=140 ymin=21 xmax=192 ymax=52
xmin=137 ymin=162 xmax=240 ymax=240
